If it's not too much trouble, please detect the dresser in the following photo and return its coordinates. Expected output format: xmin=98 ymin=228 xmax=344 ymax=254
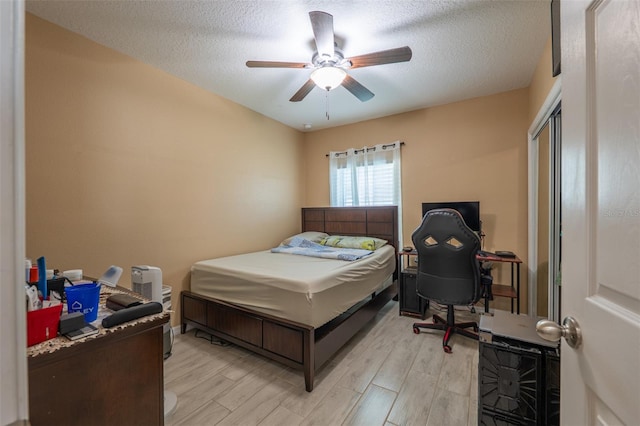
xmin=27 ymin=287 xmax=169 ymax=426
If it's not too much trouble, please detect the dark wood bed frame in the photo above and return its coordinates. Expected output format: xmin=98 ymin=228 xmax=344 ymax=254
xmin=181 ymin=206 xmax=398 ymax=391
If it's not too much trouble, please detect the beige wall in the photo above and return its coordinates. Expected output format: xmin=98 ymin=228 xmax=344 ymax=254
xmin=529 ymin=37 xmax=558 ymax=122
xmin=303 ymin=89 xmax=530 ymax=312
xmin=25 ymin=14 xmax=305 ymax=323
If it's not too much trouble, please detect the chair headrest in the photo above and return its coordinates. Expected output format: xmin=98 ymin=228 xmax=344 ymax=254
xmin=412 ymin=208 xmax=479 ymax=246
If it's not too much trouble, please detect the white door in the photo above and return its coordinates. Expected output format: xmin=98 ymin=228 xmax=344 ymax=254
xmin=559 ymin=0 xmax=640 ymax=424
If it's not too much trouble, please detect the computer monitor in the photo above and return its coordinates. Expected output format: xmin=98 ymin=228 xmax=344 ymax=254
xmin=421 ymin=201 xmax=481 ymax=232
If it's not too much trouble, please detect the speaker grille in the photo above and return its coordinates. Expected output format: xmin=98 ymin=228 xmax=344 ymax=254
xmin=479 ymin=341 xmax=542 ymax=423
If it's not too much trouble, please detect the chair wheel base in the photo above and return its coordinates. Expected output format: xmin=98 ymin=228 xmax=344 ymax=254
xmin=413 ymin=327 xmax=420 ymax=334
xmin=443 ymin=345 xmax=452 ymax=354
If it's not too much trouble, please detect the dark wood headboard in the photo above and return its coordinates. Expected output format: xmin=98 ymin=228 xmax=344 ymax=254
xmin=301 ymin=206 xmax=398 ymax=250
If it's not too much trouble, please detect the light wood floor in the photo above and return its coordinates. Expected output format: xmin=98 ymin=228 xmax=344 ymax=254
xmin=164 ymin=300 xmax=480 ymax=426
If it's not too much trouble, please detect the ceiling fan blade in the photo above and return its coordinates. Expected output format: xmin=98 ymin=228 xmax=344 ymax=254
xmin=342 ymin=75 xmax=374 ymax=102
xmin=347 ymin=46 xmax=413 ymax=69
xmin=309 ymin=11 xmax=335 ymax=59
xmin=246 ymin=60 xmax=309 ymax=68
xmin=289 ymin=79 xmax=316 ymax=102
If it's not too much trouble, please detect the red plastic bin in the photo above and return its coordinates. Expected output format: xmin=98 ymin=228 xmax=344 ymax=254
xmin=27 ymin=304 xmax=63 ymax=346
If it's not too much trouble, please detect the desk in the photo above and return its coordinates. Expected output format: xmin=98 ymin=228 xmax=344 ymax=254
xmin=27 ymin=286 xmax=169 ymax=426
xmin=398 ymin=250 xmax=522 ymax=315
xmin=477 ymin=252 xmax=522 ymax=314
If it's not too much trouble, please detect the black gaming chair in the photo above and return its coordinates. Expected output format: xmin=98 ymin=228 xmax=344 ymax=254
xmin=411 ymin=208 xmax=482 ymax=353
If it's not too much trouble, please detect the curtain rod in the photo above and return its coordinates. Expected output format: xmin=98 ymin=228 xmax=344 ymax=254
xmin=325 ymin=141 xmax=405 ymax=157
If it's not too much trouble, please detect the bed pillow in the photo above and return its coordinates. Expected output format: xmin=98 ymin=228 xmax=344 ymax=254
xmin=279 ymin=231 xmax=329 ymax=246
xmin=319 ymin=235 xmax=388 ymax=251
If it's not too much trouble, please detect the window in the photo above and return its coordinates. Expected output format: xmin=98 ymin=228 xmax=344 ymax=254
xmin=329 ymin=141 xmax=403 ymax=242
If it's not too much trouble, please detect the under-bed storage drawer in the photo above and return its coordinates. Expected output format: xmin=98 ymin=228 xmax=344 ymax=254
xmin=207 ymin=305 xmax=263 ymax=347
xmin=263 ymin=321 xmax=304 ymax=363
xmin=182 ymin=294 xmax=207 ymax=326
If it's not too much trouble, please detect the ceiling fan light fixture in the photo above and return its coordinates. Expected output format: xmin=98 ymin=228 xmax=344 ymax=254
xmin=310 ymin=66 xmax=346 ymax=91
xmin=247 ymin=11 xmax=411 ymax=103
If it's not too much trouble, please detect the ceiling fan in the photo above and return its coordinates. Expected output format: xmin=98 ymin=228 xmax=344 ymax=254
xmin=246 ymin=11 xmax=412 ymax=103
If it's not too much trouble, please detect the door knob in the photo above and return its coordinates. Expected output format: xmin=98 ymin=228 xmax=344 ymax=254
xmin=536 ymin=316 xmax=582 ymax=349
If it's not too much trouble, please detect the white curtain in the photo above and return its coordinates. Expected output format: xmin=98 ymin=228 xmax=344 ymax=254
xmin=329 ymin=141 xmax=403 ymax=244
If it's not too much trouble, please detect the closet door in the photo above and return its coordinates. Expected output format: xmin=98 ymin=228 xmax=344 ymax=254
xmin=531 ymin=102 xmax=561 ymax=321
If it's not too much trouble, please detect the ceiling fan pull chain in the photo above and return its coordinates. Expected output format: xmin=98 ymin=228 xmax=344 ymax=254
xmin=326 ymin=90 xmax=330 ymax=120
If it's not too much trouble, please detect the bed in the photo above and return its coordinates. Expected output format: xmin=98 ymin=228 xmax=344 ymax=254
xmin=180 ymin=206 xmax=398 ymax=391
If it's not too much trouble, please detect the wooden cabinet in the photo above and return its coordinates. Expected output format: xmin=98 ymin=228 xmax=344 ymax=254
xmin=28 ymin=311 xmax=168 ymax=426
xmin=398 ymin=252 xmax=428 ymax=319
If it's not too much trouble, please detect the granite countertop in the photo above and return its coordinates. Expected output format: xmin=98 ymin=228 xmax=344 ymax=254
xmin=27 ymin=285 xmax=170 ymax=358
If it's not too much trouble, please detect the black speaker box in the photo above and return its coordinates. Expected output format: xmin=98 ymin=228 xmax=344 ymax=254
xmin=480 ymin=410 xmax=529 ymax=426
xmin=545 ymin=349 xmax=561 ymax=425
xmin=478 ymin=337 xmax=560 ymax=426
xmin=479 ymin=340 xmax=542 ymax=424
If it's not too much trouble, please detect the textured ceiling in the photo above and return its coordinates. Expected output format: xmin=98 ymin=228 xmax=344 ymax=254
xmin=25 ymin=0 xmax=551 ymax=131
